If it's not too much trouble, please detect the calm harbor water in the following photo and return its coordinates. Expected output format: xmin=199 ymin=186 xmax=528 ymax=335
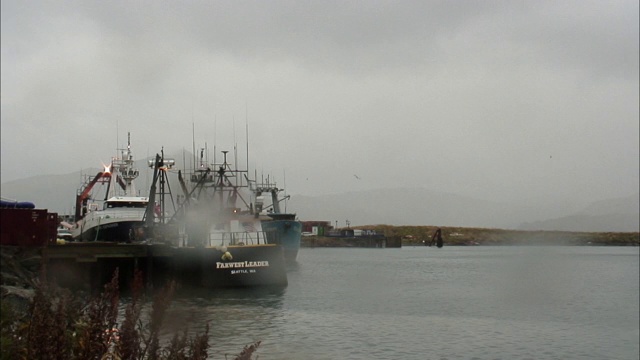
xmin=161 ymin=246 xmax=639 ymax=359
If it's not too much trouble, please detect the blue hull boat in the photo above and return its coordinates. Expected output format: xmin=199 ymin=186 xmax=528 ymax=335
xmin=261 ymin=214 xmax=302 ymax=263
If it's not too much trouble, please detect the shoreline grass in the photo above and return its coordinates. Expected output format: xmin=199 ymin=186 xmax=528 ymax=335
xmin=305 ymin=225 xmax=639 ymax=247
xmin=0 ymin=267 xmax=260 ymax=360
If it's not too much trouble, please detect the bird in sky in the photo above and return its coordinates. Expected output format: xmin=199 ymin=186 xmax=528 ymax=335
xmin=354 ymin=174 xmax=361 ymax=180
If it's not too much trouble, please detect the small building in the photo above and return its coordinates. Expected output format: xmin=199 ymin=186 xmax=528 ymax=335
xmin=301 ymin=221 xmax=332 ymax=236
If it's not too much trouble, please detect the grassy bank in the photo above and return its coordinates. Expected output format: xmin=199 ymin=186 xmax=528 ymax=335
xmin=303 ymin=225 xmax=640 ymax=247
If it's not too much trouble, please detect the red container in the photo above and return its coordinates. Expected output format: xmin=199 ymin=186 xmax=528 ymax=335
xmin=0 ymin=208 xmax=58 ymax=246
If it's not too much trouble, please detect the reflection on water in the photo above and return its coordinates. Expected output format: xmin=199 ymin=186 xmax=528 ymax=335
xmin=171 ymin=285 xmax=287 ymax=306
xmin=149 ymin=285 xmax=286 ymax=358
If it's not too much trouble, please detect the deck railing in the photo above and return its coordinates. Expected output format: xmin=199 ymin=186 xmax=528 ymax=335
xmin=207 ymin=229 xmax=279 ymax=247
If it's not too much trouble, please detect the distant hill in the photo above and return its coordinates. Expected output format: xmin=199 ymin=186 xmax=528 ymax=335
xmin=0 ymin=152 xmax=186 ymax=215
xmin=2 ymin=169 xmax=638 ymax=233
xmin=288 ymin=188 xmax=521 ymax=228
xmin=518 ymin=194 xmax=639 ymax=232
xmin=1 ymin=172 xmax=92 ymax=214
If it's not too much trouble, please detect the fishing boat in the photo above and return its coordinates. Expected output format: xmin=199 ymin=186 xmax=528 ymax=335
xmin=161 ymin=149 xmax=288 ymax=287
xmin=71 ymin=133 xmax=149 ymax=242
xmin=42 ymin=149 xmax=287 ymax=290
xmin=253 ymin=179 xmax=302 ymax=262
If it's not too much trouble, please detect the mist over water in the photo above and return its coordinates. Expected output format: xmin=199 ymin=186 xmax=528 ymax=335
xmin=140 ymin=246 xmax=638 ymax=359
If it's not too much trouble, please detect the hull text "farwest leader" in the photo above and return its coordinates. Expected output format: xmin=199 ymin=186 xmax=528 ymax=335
xmin=216 ymin=261 xmax=270 ymax=269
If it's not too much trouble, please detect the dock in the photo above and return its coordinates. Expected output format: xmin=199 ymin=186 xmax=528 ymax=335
xmin=301 ymin=235 xmax=402 ymax=248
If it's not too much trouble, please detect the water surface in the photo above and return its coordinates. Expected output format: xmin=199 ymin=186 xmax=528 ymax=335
xmin=163 ymin=246 xmax=639 ymax=359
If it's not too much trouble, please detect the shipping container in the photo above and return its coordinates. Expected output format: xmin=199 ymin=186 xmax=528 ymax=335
xmin=0 ymin=208 xmax=58 ymax=246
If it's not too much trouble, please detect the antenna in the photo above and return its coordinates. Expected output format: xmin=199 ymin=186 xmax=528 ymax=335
xmin=146 ymin=148 xmax=150 ymax=191
xmin=192 ymin=122 xmax=196 ymax=174
xmin=233 ymin=116 xmax=238 ymax=187
xmin=182 ymin=147 xmax=186 ymax=175
xmin=283 ymin=169 xmax=287 ymax=213
xmin=245 ymin=101 xmax=249 ymax=174
xmin=213 ymin=115 xmax=217 ymax=166
xmin=233 ymin=116 xmax=237 ymax=167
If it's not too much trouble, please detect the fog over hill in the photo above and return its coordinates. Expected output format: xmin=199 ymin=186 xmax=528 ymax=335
xmin=288 ymin=189 xmax=639 ymax=231
xmin=0 ymin=155 xmax=177 ymax=215
xmin=518 ymin=194 xmax=639 ymax=232
xmin=2 ymin=165 xmax=637 ymax=232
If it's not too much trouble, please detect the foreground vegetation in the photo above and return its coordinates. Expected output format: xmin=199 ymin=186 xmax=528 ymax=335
xmin=0 ymin=268 xmax=261 ymax=360
xmin=305 ymin=225 xmax=640 ymax=247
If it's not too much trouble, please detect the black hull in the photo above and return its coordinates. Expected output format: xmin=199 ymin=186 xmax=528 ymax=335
xmin=44 ymin=243 xmax=288 ymax=290
xmin=172 ymin=245 xmax=287 ymax=288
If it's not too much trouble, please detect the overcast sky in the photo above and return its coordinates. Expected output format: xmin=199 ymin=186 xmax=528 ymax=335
xmin=2 ymin=0 xmax=638 ymax=205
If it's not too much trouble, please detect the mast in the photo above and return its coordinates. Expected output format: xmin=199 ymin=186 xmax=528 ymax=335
xmin=283 ymin=169 xmax=287 ymax=213
xmin=245 ymin=103 xmax=249 ymax=175
xmin=192 ymin=122 xmax=196 ymax=176
xmin=118 ymin=132 xmax=139 ymax=197
xmin=214 ymin=114 xmax=217 ymax=167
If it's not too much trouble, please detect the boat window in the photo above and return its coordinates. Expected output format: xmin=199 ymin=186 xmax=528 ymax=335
xmin=105 ymin=201 xmax=148 ymax=209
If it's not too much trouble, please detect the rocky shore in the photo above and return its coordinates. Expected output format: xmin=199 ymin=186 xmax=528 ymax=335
xmin=1 ymin=246 xmax=43 ymax=312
